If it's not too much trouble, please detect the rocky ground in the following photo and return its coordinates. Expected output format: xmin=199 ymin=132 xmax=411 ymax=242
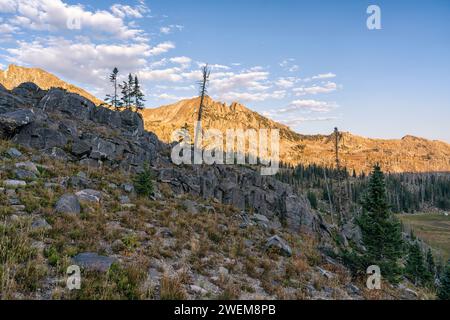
xmin=0 ymin=82 xmax=431 ymax=299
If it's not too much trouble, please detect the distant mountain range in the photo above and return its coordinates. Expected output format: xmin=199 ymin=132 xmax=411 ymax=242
xmin=2 ymin=64 xmax=450 ymax=174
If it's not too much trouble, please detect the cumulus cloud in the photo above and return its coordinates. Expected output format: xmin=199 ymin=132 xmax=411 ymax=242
xmin=279 ymin=99 xmax=338 ymax=113
xmin=149 ymin=41 xmax=175 ymax=56
xmin=275 ymin=77 xmax=298 ymax=88
xmin=110 ymin=3 xmax=148 ymax=19
xmin=217 ymin=90 xmax=286 ymax=103
xmin=159 ymin=24 xmax=184 ymax=34
xmin=1 ymin=0 xmax=144 ymax=39
xmin=293 ymin=82 xmax=337 ymax=96
xmin=279 ymin=58 xmax=299 ymax=73
xmin=0 ymin=0 xmax=16 ymax=13
xmin=280 ymin=116 xmax=338 ymax=127
xmin=138 ymin=67 xmax=184 ymax=82
xmin=5 ymin=38 xmax=154 ymax=90
xmin=169 ymin=56 xmax=191 ymax=67
xmin=0 ymin=22 xmax=18 ymax=33
xmin=303 ymin=72 xmax=337 ymax=82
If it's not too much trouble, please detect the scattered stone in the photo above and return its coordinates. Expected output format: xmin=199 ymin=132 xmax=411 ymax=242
xmin=72 ymin=252 xmax=116 ymax=272
xmin=3 ymin=179 xmax=27 ymax=188
xmin=316 ymin=267 xmax=334 ymax=279
xmin=121 ymin=203 xmax=136 ymax=209
xmin=108 ymin=183 xmax=117 ymax=189
xmin=15 ymin=161 xmax=39 ymax=174
xmin=44 ymin=182 xmax=60 ymax=189
xmin=346 ymin=284 xmax=361 ymax=295
xmin=251 ymin=214 xmax=270 ymax=227
xmin=14 ymin=169 xmax=37 ymax=180
xmin=6 ymin=147 xmax=22 ymax=158
xmin=157 ymin=227 xmax=174 ymax=238
xmin=182 ymin=199 xmax=199 ymax=214
xmin=265 ymin=235 xmax=292 ymax=257
xmin=79 ymin=158 xmax=101 ymax=168
xmin=0 ymin=109 xmax=36 ymax=137
xmin=12 ymin=205 xmax=26 ymax=212
xmin=8 ymin=198 xmax=21 ymax=205
xmin=76 ymin=189 xmax=102 ymax=203
xmin=190 ymin=285 xmax=208 ymax=295
xmin=31 ymin=218 xmax=52 ymax=230
xmin=112 ymin=239 xmax=125 ymax=253
xmin=121 ymin=183 xmax=134 ymax=193
xmin=43 ymin=147 xmax=69 ymax=160
xmin=71 ymin=140 xmax=91 ymax=156
xmin=55 ymin=193 xmax=81 ymax=215
xmin=119 ymin=195 xmax=130 ymax=204
xmin=218 ymin=266 xmax=229 ymax=275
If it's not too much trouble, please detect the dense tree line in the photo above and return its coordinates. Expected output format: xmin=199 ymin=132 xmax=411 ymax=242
xmin=276 ymin=163 xmax=450 ymax=213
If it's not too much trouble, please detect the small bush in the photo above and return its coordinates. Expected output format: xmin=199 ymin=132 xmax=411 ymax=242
xmin=133 ymin=163 xmax=154 ymax=197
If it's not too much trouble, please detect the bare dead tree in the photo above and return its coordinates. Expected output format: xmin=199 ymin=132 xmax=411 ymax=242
xmin=194 ymin=65 xmax=210 ymax=154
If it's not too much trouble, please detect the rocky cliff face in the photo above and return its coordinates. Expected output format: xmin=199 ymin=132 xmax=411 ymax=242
xmin=141 ymin=97 xmax=450 ymax=174
xmin=0 ymin=82 xmax=322 ymax=235
xmin=0 ymin=65 xmax=102 ymax=105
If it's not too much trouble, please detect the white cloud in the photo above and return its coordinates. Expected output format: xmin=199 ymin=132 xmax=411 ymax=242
xmin=149 ymin=41 xmax=175 ymax=55
xmin=209 ymin=70 xmax=271 ymax=93
xmin=280 ymin=116 xmax=337 ymax=127
xmin=0 ymin=0 xmax=16 ymax=13
xmin=303 ymin=72 xmax=337 ymax=82
xmin=5 ymin=38 xmax=153 ymax=90
xmin=110 ymin=4 xmax=148 ymax=19
xmin=275 ymin=77 xmax=297 ymax=88
xmin=279 ymin=58 xmax=299 ymax=73
xmin=153 ymin=93 xmax=193 ymax=101
xmin=0 ymin=22 xmax=18 ymax=33
xmin=138 ymin=67 xmax=184 ymax=82
xmin=160 ymin=26 xmax=171 ymax=34
xmin=293 ymin=82 xmax=337 ymax=96
xmin=217 ymin=90 xmax=286 ymax=102
xmin=3 ymin=0 xmax=143 ymax=39
xmin=280 ymin=99 xmax=338 ymax=113
xmin=159 ymin=24 xmax=184 ymax=35
xmin=170 ymin=56 xmax=191 ymax=67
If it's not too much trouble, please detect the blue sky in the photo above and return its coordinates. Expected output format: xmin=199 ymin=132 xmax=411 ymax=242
xmin=0 ymin=0 xmax=449 ymax=141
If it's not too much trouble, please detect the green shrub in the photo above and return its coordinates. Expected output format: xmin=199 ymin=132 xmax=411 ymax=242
xmin=133 ymin=163 xmax=154 ymax=197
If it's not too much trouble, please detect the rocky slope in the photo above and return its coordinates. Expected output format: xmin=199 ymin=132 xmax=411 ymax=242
xmin=141 ymin=97 xmax=450 ymax=174
xmin=0 ymin=82 xmax=428 ymax=300
xmin=0 ymin=65 xmax=102 ymax=106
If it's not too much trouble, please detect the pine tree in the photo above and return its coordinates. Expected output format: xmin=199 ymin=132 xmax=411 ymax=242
xmin=127 ymin=73 xmax=135 ymax=109
xmin=356 ymin=164 xmax=404 ymax=283
xmin=437 ymin=262 xmax=450 ymax=300
xmin=104 ymin=67 xmax=120 ymax=110
xmin=405 ymin=242 xmax=430 ymax=285
xmin=132 ymin=75 xmax=145 ymax=112
xmin=426 ymin=248 xmax=436 ymax=278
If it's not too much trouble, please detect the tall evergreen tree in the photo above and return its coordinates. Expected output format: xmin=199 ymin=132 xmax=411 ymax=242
xmin=405 ymin=242 xmax=430 ymax=285
xmin=356 ymin=164 xmax=404 ymax=283
xmin=437 ymin=262 xmax=450 ymax=300
xmin=127 ymin=73 xmax=135 ymax=108
xmin=104 ymin=67 xmax=120 ymax=110
xmin=119 ymin=73 xmax=135 ymax=110
xmin=426 ymin=248 xmax=436 ymax=278
xmin=132 ymin=75 xmax=145 ymax=112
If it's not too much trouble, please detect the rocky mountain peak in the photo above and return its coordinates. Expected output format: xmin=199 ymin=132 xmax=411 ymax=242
xmin=0 ymin=64 xmax=102 ymax=106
